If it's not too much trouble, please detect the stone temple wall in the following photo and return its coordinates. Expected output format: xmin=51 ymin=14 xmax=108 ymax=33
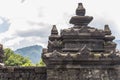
xmin=0 ymin=66 xmax=47 ymax=80
xmin=0 ymin=66 xmax=120 ymax=80
xmin=47 ymin=66 xmax=120 ymax=80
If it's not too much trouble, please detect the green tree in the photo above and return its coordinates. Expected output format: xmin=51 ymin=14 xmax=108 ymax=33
xmin=4 ymin=48 xmax=33 ymax=66
xmin=36 ymin=59 xmax=46 ymax=66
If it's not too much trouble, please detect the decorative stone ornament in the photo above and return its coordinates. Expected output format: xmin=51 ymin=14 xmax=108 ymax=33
xmin=41 ymin=3 xmax=120 ymax=80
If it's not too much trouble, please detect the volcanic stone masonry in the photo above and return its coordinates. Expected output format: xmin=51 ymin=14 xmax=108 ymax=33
xmin=0 ymin=2 xmax=120 ymax=80
xmin=0 ymin=67 xmax=46 ymax=80
xmin=42 ymin=3 xmax=120 ymax=80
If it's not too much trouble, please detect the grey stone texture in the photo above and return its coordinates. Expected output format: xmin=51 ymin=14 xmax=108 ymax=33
xmin=47 ymin=67 xmax=120 ymax=80
xmin=0 ymin=44 xmax=4 ymax=63
xmin=0 ymin=66 xmax=46 ymax=80
xmin=42 ymin=3 xmax=120 ymax=80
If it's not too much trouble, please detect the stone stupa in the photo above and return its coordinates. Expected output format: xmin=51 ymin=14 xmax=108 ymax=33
xmin=42 ymin=3 xmax=120 ymax=80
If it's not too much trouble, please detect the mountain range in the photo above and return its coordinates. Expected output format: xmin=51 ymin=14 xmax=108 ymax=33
xmin=14 ymin=45 xmax=42 ymax=64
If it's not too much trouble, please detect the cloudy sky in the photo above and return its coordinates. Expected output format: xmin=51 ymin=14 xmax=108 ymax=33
xmin=0 ymin=0 xmax=120 ymax=50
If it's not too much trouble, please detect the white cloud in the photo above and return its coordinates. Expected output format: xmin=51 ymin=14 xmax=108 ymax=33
xmin=0 ymin=0 xmax=120 ymax=50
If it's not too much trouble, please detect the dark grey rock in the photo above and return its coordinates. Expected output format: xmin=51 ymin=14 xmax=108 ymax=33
xmin=42 ymin=3 xmax=120 ymax=80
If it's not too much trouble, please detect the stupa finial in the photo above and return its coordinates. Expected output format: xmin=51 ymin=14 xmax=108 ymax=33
xmin=104 ymin=24 xmax=111 ymax=35
xmin=76 ymin=3 xmax=86 ymax=16
xmin=69 ymin=3 xmax=93 ymax=26
xmin=51 ymin=25 xmax=58 ymax=35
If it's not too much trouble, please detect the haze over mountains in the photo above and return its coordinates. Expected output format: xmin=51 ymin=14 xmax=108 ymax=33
xmin=14 ymin=45 xmax=42 ymax=64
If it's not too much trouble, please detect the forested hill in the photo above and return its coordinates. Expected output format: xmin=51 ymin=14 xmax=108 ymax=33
xmin=14 ymin=45 xmax=42 ymax=64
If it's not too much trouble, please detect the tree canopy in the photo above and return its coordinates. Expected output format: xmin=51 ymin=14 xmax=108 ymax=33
xmin=4 ymin=48 xmax=33 ymax=66
xmin=36 ymin=59 xmax=46 ymax=67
